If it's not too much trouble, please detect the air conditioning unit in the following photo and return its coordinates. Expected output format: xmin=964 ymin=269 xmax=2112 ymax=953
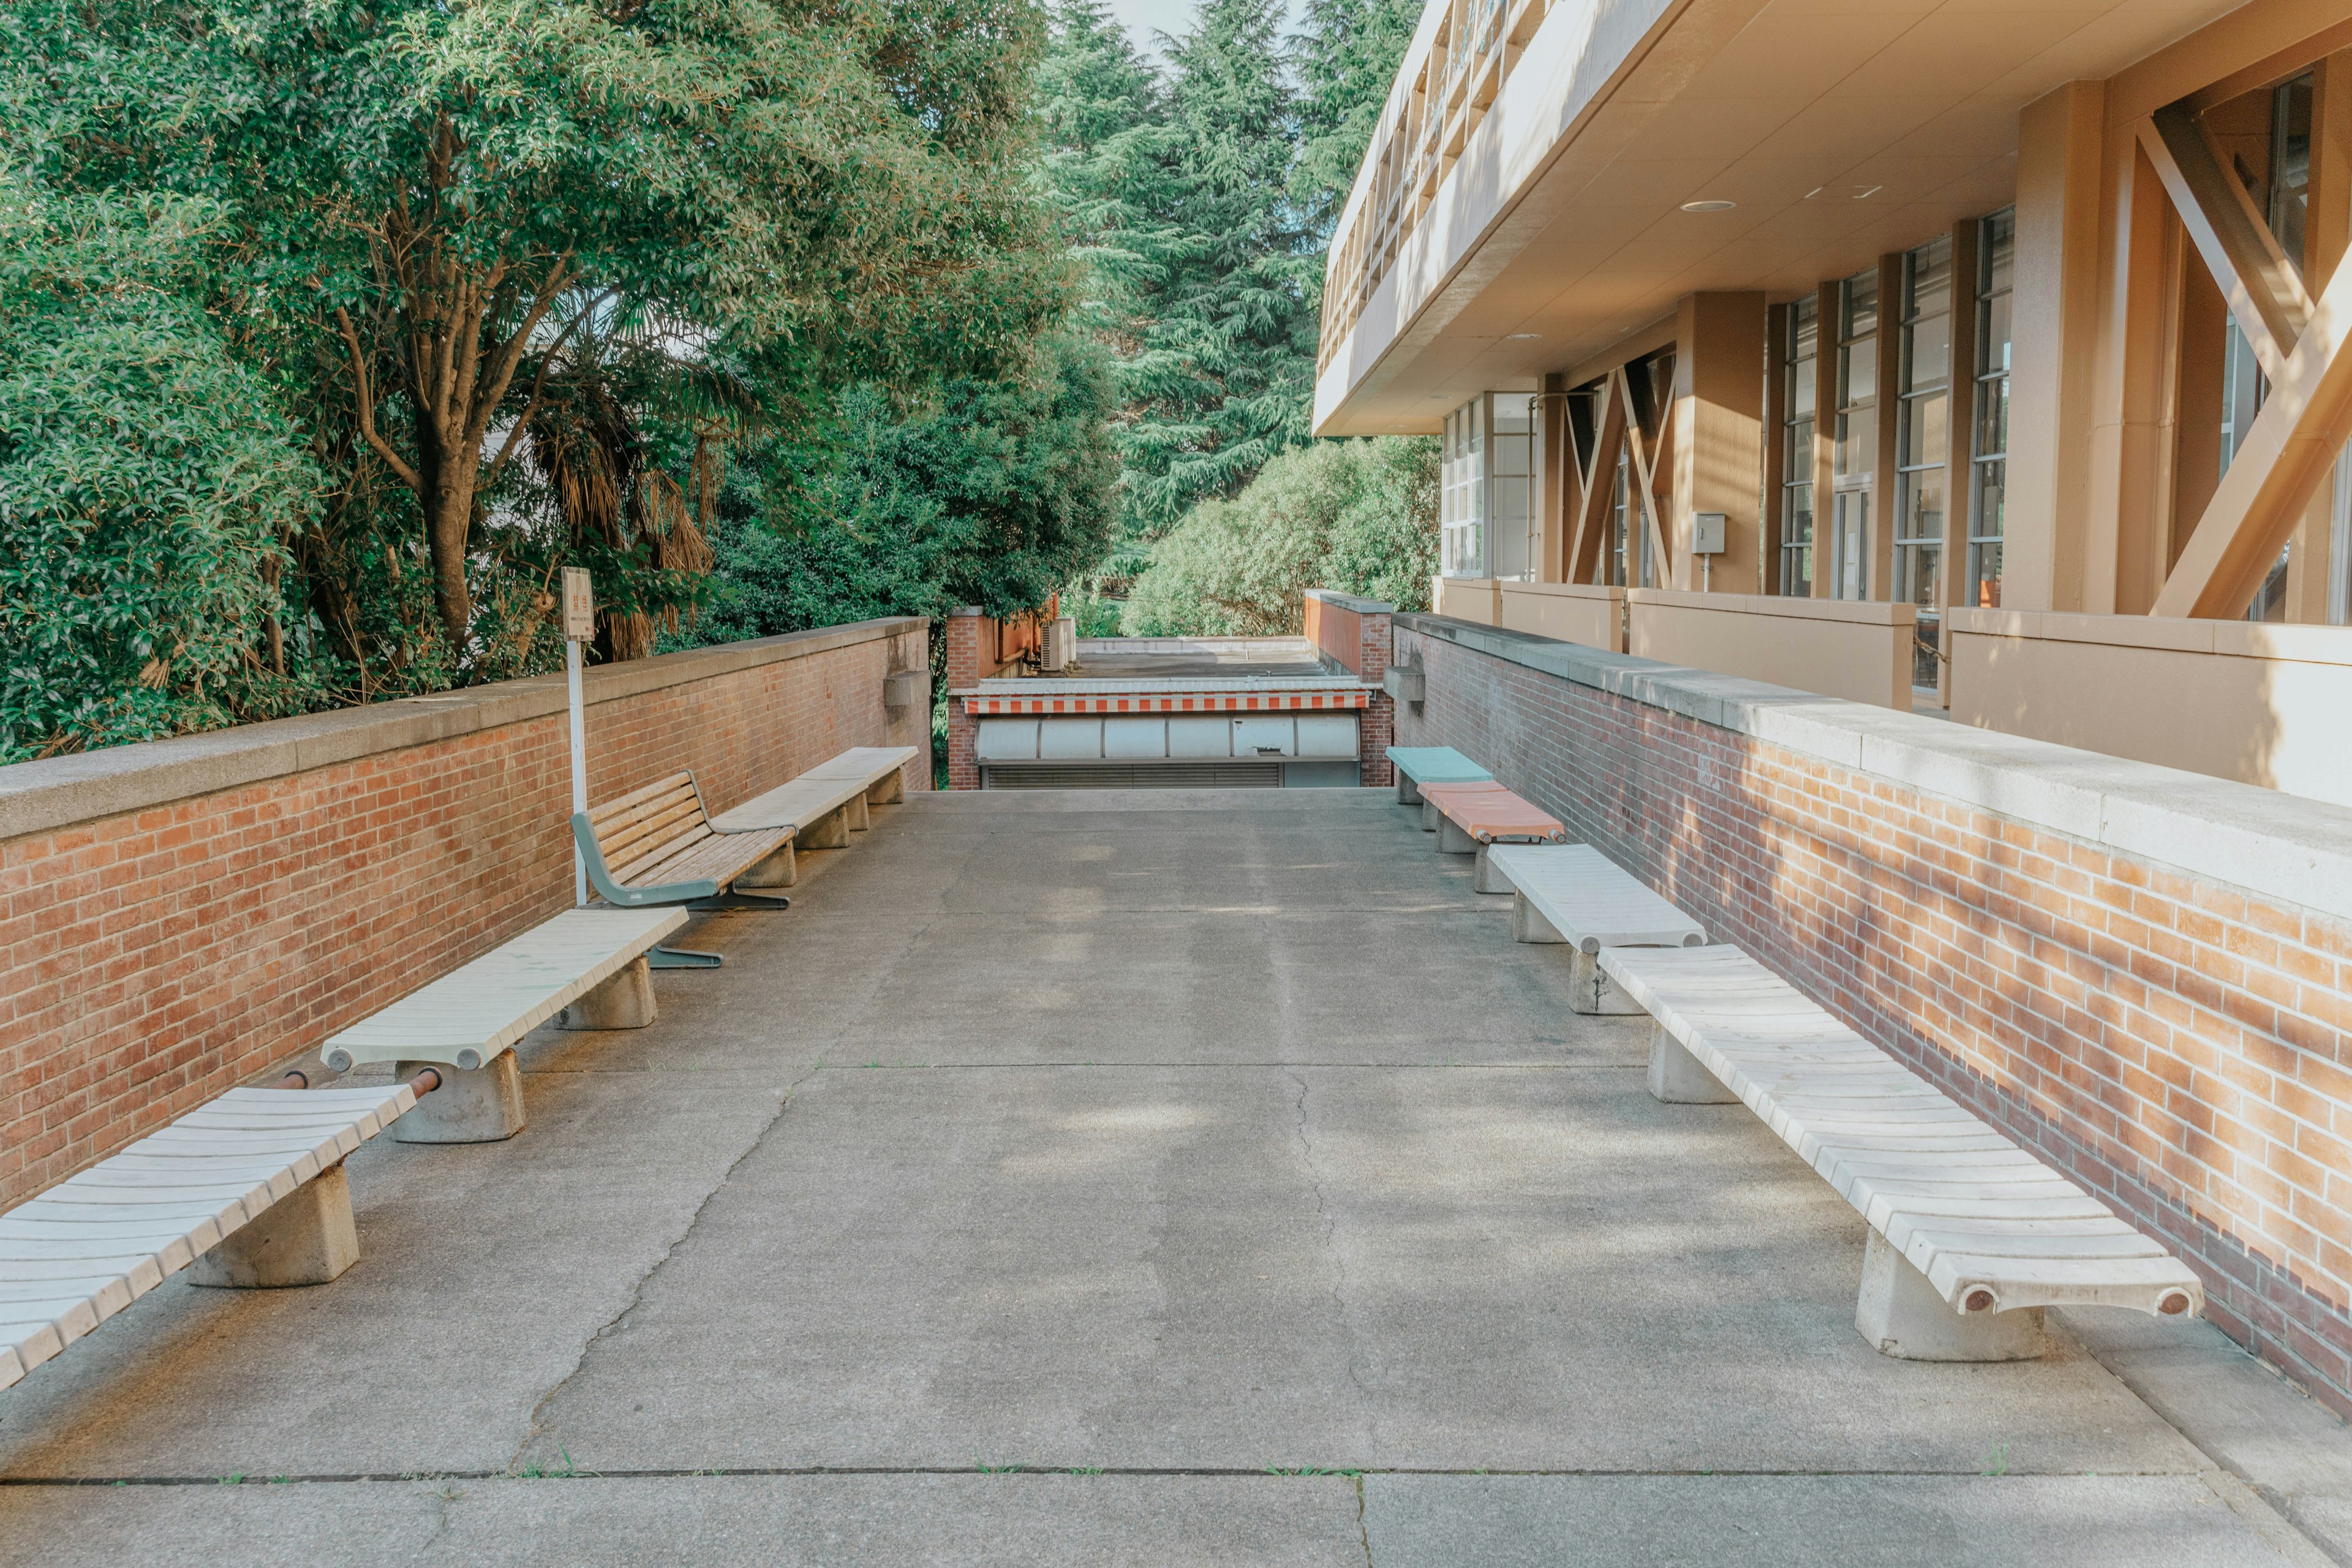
xmin=1039 ymin=616 xmax=1076 ymax=673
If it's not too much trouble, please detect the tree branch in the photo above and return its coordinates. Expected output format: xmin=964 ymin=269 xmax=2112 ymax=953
xmin=334 ymin=307 xmax=423 ymax=492
xmin=483 ymin=284 xmax=608 ymax=487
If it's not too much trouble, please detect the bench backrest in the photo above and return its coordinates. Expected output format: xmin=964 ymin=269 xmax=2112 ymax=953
xmin=587 ymin=772 xmax=714 ymax=883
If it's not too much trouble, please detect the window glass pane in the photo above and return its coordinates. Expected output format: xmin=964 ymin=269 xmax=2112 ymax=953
xmin=1904 ymin=391 xmax=1947 ymax=471
xmin=1835 ymin=407 xmax=1867 ymax=477
xmin=1902 ymin=465 xmax=1945 ymax=543
xmin=1841 ymin=336 xmax=1876 ymax=407
xmin=1789 ymin=354 xmax=1815 ymax=418
xmin=2273 ymin=74 xmax=2313 ymax=275
xmin=1905 ymin=236 xmax=1952 ymax=322
xmin=1975 ymin=375 xmax=2008 ymax=460
xmin=1842 ymin=270 xmax=1878 ymax=337
xmin=1906 ymin=311 xmax=1950 ymax=390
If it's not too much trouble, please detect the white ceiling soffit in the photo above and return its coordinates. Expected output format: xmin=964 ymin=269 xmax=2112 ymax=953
xmin=1314 ymin=0 xmax=2249 ymax=437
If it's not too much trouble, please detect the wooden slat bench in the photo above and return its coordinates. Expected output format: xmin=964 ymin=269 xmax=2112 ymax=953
xmin=1384 ymin=745 xmax=1490 ymax=809
xmin=1602 ymin=943 xmax=2204 ymax=1362
xmin=319 ymin=907 xmax=688 ymax=1143
xmin=575 ymin=772 xmax=798 ymax=967
xmin=0 ymin=1081 xmax=421 ymax=1389
xmin=1483 ymin=844 xmax=1706 ymax=1014
xmin=707 ymin=745 xmax=918 ymax=872
xmin=1417 ymin=781 xmax=1567 ymax=880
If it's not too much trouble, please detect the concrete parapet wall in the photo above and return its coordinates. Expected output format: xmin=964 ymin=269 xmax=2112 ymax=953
xmin=1626 ymin=588 xmax=1913 ymax=710
xmin=1395 ymin=609 xmax=2352 ymax=1418
xmin=1498 ymin=581 xmax=1624 ymax=651
xmin=1948 ymin=608 xmax=2352 ymax=809
xmin=0 ymin=619 xmax=929 ymax=1207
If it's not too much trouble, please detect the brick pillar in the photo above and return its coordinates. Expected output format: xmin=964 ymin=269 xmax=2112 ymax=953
xmin=1358 ymin=606 xmax=1392 ymax=787
xmin=945 ymin=608 xmax=984 ymax=790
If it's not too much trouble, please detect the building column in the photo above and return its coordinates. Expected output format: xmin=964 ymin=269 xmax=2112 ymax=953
xmin=1669 ymin=293 xmax=1768 ymax=592
xmin=2008 ymin=79 xmax=2108 ymax=613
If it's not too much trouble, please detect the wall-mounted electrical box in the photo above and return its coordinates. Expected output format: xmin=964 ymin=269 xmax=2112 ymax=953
xmin=1691 ymin=512 xmax=1727 ymax=555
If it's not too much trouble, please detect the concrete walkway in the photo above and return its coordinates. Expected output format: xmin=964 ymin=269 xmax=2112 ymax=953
xmin=2 ymin=790 xmax=2349 ymax=1566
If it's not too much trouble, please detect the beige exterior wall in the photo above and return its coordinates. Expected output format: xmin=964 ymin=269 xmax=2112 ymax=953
xmin=1627 ymin=590 xmax=1914 ymax=710
xmin=1433 ymin=576 xmax=1502 ymax=624
xmin=1498 ymin=581 xmax=1624 ymax=650
xmin=1948 ymin=608 xmax=2352 ymax=807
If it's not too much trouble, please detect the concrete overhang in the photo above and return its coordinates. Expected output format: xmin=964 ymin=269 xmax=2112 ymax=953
xmin=1313 ymin=0 xmax=2248 ymax=437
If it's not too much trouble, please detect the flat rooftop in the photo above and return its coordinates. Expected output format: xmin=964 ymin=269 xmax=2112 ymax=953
xmin=0 ymin=791 xmax=2345 ymax=1564
xmin=1055 ymin=636 xmax=1338 ymax=682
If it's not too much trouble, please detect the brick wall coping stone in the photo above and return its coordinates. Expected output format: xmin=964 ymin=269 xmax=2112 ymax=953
xmin=1396 ymin=611 xmax=2352 ymax=927
xmin=0 ymin=616 xmax=924 ymax=846
xmin=1303 ymin=587 xmax=1396 ymax=614
xmin=968 ymin=675 xmax=1366 ymax=695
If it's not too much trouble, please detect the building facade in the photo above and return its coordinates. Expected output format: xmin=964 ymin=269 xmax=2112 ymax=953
xmin=1316 ymin=0 xmax=2352 ymax=804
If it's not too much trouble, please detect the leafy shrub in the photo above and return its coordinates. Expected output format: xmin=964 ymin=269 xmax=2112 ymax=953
xmin=1120 ymin=436 xmax=1436 ymax=636
xmin=0 ymin=175 xmax=324 ymax=759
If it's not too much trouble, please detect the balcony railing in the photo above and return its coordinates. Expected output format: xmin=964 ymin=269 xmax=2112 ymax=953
xmin=1318 ymin=0 xmax=1556 ymax=376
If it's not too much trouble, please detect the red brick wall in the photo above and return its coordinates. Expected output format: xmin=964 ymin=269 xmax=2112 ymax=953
xmin=1396 ymin=619 xmax=2352 ymax=1419
xmin=0 ymin=622 xmax=925 ymax=1208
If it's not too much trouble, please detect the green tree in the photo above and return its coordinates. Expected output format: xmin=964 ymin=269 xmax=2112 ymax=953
xmin=0 ymin=172 xmax=325 ymax=758
xmin=1121 ymin=435 xmax=1436 ymax=636
xmin=682 ymin=328 xmax=1121 ymax=643
xmin=14 ymin=0 xmax=1071 ymax=657
xmin=1106 ymin=0 xmax=1319 ymax=555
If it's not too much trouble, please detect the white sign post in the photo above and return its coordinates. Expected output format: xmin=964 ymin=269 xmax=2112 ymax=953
xmin=562 ymin=567 xmax=595 ymax=908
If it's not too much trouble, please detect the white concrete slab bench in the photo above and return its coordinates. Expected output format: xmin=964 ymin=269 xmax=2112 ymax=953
xmin=1601 ymin=943 xmax=2205 ymax=1362
xmin=0 ymin=1081 xmax=421 ymax=1390
xmin=320 ymin=907 xmax=687 ymax=1142
xmin=1484 ymin=844 xmax=1705 ymax=1014
xmin=707 ymin=745 xmax=916 ymax=870
xmin=1384 ymin=745 xmax=1490 ymax=808
xmin=575 ymin=772 xmax=797 ymax=954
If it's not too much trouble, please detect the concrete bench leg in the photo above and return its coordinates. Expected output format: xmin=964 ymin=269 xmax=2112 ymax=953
xmin=1437 ymin=817 xmax=1476 ymax=854
xmin=801 ymin=804 xmax=852 ymax=850
xmin=1856 ymin=1231 xmax=2047 ymax=1362
xmin=1472 ymin=843 xmax=1515 ymax=894
xmin=1512 ymin=893 xmax=1568 ymax=943
xmin=392 ymin=1052 xmax=526 ymax=1143
xmin=189 ymin=1164 xmax=358 ymax=1287
xmin=559 ymin=956 xmax=655 ymax=1030
xmin=735 ymin=840 xmax=797 ymax=889
xmin=1646 ymin=1023 xmax=1737 ymax=1104
xmin=1397 ymin=774 xmax=1423 ymax=806
xmin=847 ymin=792 xmax=870 ymax=832
xmin=1420 ymin=799 xmax=1439 ymax=832
xmin=867 ymin=771 xmax=905 ymax=805
xmin=1567 ymin=949 xmax=1645 ymax=1014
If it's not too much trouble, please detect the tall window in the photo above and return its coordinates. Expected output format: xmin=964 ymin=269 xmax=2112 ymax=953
xmin=1969 ymin=210 xmax=2013 ymax=608
xmin=1441 ymin=399 xmax=1485 ymax=576
xmin=1609 ymin=447 xmax=1632 ymax=587
xmin=2241 ymin=72 xmax=2312 ymax=622
xmin=1780 ymin=298 xmax=1818 ymax=595
xmin=1894 ymin=236 xmax=1952 ymax=690
xmin=1831 ymin=269 xmax=1878 ymax=600
xmin=1488 ymin=398 xmax=1534 ymax=580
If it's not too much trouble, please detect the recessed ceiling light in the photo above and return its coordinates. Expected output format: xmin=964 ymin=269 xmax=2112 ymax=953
xmin=1681 ymin=199 xmax=1736 ymax=213
xmin=1506 ymin=332 xmax=1540 ymax=340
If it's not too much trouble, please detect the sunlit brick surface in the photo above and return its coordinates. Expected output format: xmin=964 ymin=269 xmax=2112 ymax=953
xmin=1396 ymin=622 xmax=2352 ymax=1419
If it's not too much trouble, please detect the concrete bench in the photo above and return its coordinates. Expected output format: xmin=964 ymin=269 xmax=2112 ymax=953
xmin=1384 ymin=745 xmax=1490 ymax=808
xmin=1417 ymin=781 xmax=1567 ymax=870
xmin=707 ymin=745 xmax=917 ymax=877
xmin=0 ymin=1081 xmax=422 ymax=1389
xmin=1484 ymin=844 xmax=1705 ymax=1013
xmin=320 ymin=907 xmax=688 ymax=1143
xmin=1602 ymin=943 xmax=2204 ymax=1362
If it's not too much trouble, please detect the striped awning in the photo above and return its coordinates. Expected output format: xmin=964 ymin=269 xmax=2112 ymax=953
xmin=962 ymin=690 xmax=1371 ymax=715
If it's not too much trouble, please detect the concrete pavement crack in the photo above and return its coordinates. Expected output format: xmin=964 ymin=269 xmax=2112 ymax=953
xmin=503 ymin=870 xmax=957 ymax=1477
xmin=1289 ymin=1069 xmax=1375 ymax=1443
